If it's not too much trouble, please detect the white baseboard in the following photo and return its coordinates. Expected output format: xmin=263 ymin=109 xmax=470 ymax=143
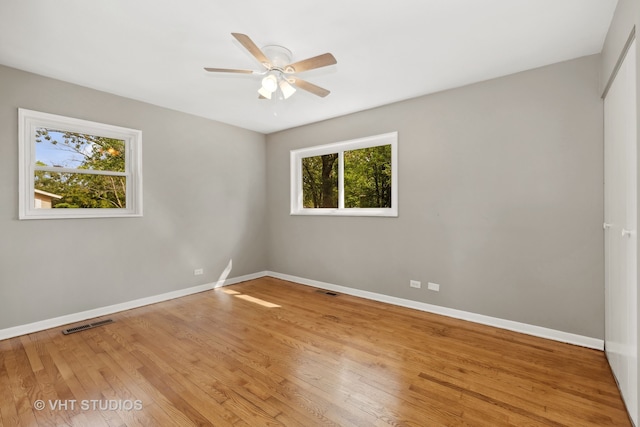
xmin=0 ymin=271 xmax=268 ymax=341
xmin=1 ymin=270 xmax=604 ymax=351
xmin=266 ymin=271 xmax=604 ymax=351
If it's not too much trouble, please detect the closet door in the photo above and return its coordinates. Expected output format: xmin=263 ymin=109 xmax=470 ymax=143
xmin=604 ymin=39 xmax=637 ymax=425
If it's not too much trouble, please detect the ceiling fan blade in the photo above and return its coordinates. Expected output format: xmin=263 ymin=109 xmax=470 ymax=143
xmin=204 ymin=67 xmax=255 ymax=74
xmin=284 ymin=53 xmax=336 ymax=74
xmin=288 ymin=77 xmax=331 ymax=98
xmin=231 ymin=33 xmax=272 ymax=69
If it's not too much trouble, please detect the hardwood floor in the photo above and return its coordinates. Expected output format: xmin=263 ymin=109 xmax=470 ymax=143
xmin=0 ymin=277 xmax=632 ymax=426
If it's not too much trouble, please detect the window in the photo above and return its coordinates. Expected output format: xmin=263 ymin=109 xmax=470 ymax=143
xmin=18 ymin=109 xmax=142 ymax=219
xmin=290 ymin=132 xmax=398 ymax=217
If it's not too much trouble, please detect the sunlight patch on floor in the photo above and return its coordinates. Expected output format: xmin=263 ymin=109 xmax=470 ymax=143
xmin=217 ymin=287 xmax=280 ymax=308
xmin=235 ymin=294 xmax=281 ymax=308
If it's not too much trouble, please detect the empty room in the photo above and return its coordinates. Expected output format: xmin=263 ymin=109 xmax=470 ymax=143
xmin=0 ymin=0 xmax=638 ymax=426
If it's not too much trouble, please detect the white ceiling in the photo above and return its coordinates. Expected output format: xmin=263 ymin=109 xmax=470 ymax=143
xmin=0 ymin=0 xmax=618 ymax=134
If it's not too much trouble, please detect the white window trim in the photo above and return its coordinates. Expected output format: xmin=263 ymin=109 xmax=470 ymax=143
xmin=18 ymin=108 xmax=143 ymax=220
xmin=290 ymin=131 xmax=398 ymax=217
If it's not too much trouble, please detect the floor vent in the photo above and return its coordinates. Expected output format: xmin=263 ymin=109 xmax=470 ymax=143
xmin=62 ymin=319 xmax=114 ymax=335
xmin=315 ymin=290 xmax=339 ymax=297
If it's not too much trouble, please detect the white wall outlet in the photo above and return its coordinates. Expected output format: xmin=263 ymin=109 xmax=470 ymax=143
xmin=427 ymin=282 xmax=440 ymax=292
xmin=194 ymin=268 xmax=204 ymax=276
xmin=410 ymin=280 xmax=421 ymax=289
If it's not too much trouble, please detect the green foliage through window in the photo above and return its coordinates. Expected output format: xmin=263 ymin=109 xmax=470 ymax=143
xmin=34 ymin=129 xmax=127 ymax=209
xmin=344 ymin=145 xmax=392 ymax=208
xmin=19 ymin=108 xmax=142 ymax=220
xmin=302 ymin=154 xmax=338 ymax=208
xmin=290 ymin=132 xmax=397 ymax=217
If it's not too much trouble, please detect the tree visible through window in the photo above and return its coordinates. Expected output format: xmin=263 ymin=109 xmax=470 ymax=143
xmin=34 ymin=129 xmax=127 ymax=209
xmin=344 ymin=145 xmax=392 ymax=208
xmin=19 ymin=109 xmax=142 ymax=220
xmin=291 ymin=132 xmax=397 ymax=217
xmin=302 ymin=153 xmax=338 ymax=208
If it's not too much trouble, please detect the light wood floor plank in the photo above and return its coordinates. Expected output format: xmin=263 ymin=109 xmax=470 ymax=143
xmin=4 ymin=339 xmax=46 ymax=426
xmin=0 ymin=277 xmax=632 ymax=426
xmin=0 ymin=340 xmax=21 ymax=427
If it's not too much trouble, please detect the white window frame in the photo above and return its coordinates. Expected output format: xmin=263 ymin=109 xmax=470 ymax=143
xmin=290 ymin=131 xmax=398 ymax=217
xmin=18 ymin=108 xmax=143 ymax=220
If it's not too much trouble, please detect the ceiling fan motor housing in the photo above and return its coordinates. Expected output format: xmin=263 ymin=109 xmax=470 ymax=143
xmin=262 ymin=45 xmax=293 ymax=71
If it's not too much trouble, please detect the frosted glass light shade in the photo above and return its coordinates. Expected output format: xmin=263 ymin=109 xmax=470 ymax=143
xmin=261 ymin=74 xmax=278 ymax=92
xmin=257 ymin=86 xmax=272 ymax=99
xmin=279 ymin=79 xmax=296 ymax=99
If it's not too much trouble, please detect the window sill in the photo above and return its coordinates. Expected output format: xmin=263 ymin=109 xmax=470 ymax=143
xmin=290 ymin=208 xmax=397 ymax=217
xmin=19 ymin=209 xmax=143 ymax=220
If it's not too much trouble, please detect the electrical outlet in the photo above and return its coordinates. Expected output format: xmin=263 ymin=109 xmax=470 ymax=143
xmin=427 ymin=282 xmax=440 ymax=292
xmin=410 ymin=280 xmax=421 ymax=289
xmin=194 ymin=268 xmax=204 ymax=276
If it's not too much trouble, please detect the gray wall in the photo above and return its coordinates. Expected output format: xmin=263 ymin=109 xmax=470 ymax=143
xmin=0 ymin=65 xmax=267 ymax=330
xmin=266 ymin=55 xmax=604 ymax=339
xmin=0 ymin=53 xmax=607 ymax=340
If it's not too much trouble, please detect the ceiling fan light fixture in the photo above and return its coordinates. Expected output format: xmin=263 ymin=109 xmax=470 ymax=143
xmin=205 ymin=33 xmax=335 ymax=101
xmin=261 ymin=73 xmax=278 ymax=93
xmin=279 ymin=79 xmax=296 ymax=99
xmin=257 ymin=86 xmax=272 ymax=99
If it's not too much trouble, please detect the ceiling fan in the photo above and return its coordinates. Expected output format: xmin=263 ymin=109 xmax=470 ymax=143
xmin=204 ymin=33 xmax=337 ymax=100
